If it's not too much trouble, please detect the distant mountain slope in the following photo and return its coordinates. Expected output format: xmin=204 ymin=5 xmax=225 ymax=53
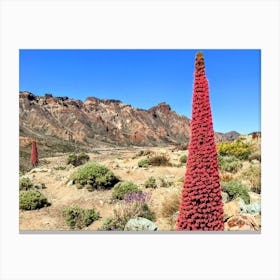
xmin=19 ymin=91 xmax=240 ymax=149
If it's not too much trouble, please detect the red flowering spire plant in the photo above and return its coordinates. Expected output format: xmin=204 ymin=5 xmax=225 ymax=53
xmin=31 ymin=140 xmax=38 ymax=167
xmin=177 ymin=52 xmax=224 ymax=231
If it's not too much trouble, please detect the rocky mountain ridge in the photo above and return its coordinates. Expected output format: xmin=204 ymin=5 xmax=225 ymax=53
xmin=19 ymin=91 xmax=240 ymax=149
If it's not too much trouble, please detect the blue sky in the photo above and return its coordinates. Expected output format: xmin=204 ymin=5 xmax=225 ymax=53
xmin=19 ymin=49 xmax=260 ymax=134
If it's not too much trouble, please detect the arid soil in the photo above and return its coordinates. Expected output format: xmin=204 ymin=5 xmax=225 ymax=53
xmin=19 ymin=147 xmax=186 ymax=231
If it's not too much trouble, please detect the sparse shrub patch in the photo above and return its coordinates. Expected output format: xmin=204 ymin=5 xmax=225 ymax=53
xmin=112 ymin=182 xmax=141 ymax=200
xmin=19 ymin=177 xmax=33 ymax=190
xmin=221 ymin=181 xmax=250 ymax=204
xmin=179 ymin=154 xmax=187 ymax=164
xmin=149 ymin=154 xmax=170 ymax=166
xmin=144 ymin=177 xmax=157 ymax=188
xmin=138 ymin=158 xmax=149 ymax=168
xmin=70 ymin=161 xmax=118 ymax=191
xmin=19 ymin=190 xmax=50 ymax=210
xmin=241 ymin=164 xmax=261 ymax=193
xmin=218 ymin=155 xmax=242 ymax=173
xmin=100 ymin=191 xmax=154 ymax=231
xmin=66 ymin=152 xmax=90 ymax=167
xmin=63 ymin=206 xmax=100 ymax=229
xmin=158 ymin=177 xmax=174 ymax=188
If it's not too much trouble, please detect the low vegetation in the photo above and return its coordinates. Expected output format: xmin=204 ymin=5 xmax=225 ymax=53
xmin=241 ymin=164 xmax=261 ymax=193
xmin=70 ymin=161 xmax=119 ymax=191
xmin=19 ymin=177 xmax=33 ymax=190
xmin=144 ymin=176 xmax=157 ymax=188
xmin=112 ymin=181 xmax=142 ymax=200
xmin=63 ymin=206 xmax=100 ymax=229
xmin=19 ymin=190 xmax=50 ymax=210
xmin=66 ymin=152 xmax=90 ymax=167
xmin=217 ymin=137 xmax=252 ymax=160
xmin=218 ymin=155 xmax=242 ymax=173
xmin=149 ymin=154 xmax=170 ymax=166
xmin=179 ymin=154 xmax=187 ymax=164
xmin=221 ymin=181 xmax=250 ymax=204
xmin=100 ymin=191 xmax=154 ymax=231
xmin=138 ymin=158 xmax=149 ymax=168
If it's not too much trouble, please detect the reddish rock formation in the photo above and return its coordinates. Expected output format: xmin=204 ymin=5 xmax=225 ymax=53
xmin=19 ymin=91 xmax=239 ymax=148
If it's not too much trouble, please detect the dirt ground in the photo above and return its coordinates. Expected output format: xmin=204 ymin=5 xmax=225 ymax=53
xmin=19 ymin=146 xmax=187 ymax=231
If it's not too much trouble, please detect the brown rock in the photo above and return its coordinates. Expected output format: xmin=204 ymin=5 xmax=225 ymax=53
xmin=223 ymin=200 xmax=242 ymax=220
xmin=224 ymin=214 xmax=260 ymax=231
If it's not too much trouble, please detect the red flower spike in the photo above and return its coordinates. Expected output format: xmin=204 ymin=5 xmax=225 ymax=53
xmin=31 ymin=140 xmax=39 ymax=167
xmin=177 ymin=52 xmax=224 ymax=231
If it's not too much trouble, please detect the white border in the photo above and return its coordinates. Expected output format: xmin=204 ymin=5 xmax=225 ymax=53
xmin=0 ymin=0 xmax=279 ymax=279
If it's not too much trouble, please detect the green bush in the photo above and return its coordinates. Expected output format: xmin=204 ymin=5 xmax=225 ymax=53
xmin=144 ymin=177 xmax=157 ymax=188
xmin=221 ymin=181 xmax=250 ymax=204
xmin=19 ymin=177 xmax=33 ymax=190
xmin=158 ymin=177 xmax=174 ymax=188
xmin=112 ymin=182 xmax=142 ymax=200
xmin=179 ymin=154 xmax=187 ymax=164
xmin=70 ymin=161 xmax=118 ymax=191
xmin=66 ymin=152 xmax=90 ymax=167
xmin=218 ymin=155 xmax=242 ymax=173
xmin=138 ymin=158 xmax=149 ymax=168
xmin=63 ymin=206 xmax=100 ymax=229
xmin=19 ymin=190 xmax=50 ymax=210
xmin=217 ymin=139 xmax=252 ymax=160
xmin=149 ymin=154 xmax=170 ymax=166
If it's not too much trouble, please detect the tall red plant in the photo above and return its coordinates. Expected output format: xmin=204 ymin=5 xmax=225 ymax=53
xmin=31 ymin=140 xmax=38 ymax=167
xmin=177 ymin=52 xmax=224 ymax=231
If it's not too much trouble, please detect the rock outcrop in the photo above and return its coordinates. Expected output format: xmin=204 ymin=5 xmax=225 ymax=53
xmin=19 ymin=91 xmax=239 ymax=149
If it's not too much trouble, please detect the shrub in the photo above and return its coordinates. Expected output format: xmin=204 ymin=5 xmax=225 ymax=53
xmin=70 ymin=161 xmax=118 ymax=191
xmin=19 ymin=177 xmax=33 ymax=190
xmin=221 ymin=181 xmax=250 ymax=204
xmin=100 ymin=192 xmax=154 ymax=231
xmin=138 ymin=158 xmax=149 ymax=168
xmin=160 ymin=191 xmax=180 ymax=219
xmin=218 ymin=155 xmax=242 ymax=173
xmin=53 ymin=165 xmax=67 ymax=170
xmin=19 ymin=190 xmax=50 ymax=210
xmin=63 ymin=206 xmax=100 ymax=229
xmin=144 ymin=177 xmax=157 ymax=188
xmin=217 ymin=139 xmax=252 ymax=160
xmin=248 ymin=152 xmax=261 ymax=162
xmin=179 ymin=154 xmax=187 ymax=164
xmin=158 ymin=177 xmax=174 ymax=188
xmin=241 ymin=164 xmax=261 ymax=193
xmin=149 ymin=154 xmax=170 ymax=166
xmin=136 ymin=150 xmax=153 ymax=157
xmin=66 ymin=152 xmax=90 ymax=167
xmin=112 ymin=182 xmax=141 ymax=200
xmin=220 ymin=172 xmax=234 ymax=182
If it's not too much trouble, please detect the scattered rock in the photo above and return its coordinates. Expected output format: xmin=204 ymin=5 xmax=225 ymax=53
xmin=67 ymin=180 xmax=74 ymax=187
xmin=124 ymin=217 xmax=158 ymax=231
xmin=222 ymin=192 xmax=229 ymax=203
xmin=224 ymin=214 xmax=260 ymax=231
xmin=29 ymin=168 xmax=49 ymax=173
xmin=248 ymin=192 xmax=261 ymax=204
xmin=33 ymin=183 xmax=46 ymax=189
xmin=223 ymin=199 xmax=242 ymax=220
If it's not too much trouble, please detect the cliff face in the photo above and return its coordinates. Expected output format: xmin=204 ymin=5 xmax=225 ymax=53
xmin=19 ymin=91 xmax=238 ymax=148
